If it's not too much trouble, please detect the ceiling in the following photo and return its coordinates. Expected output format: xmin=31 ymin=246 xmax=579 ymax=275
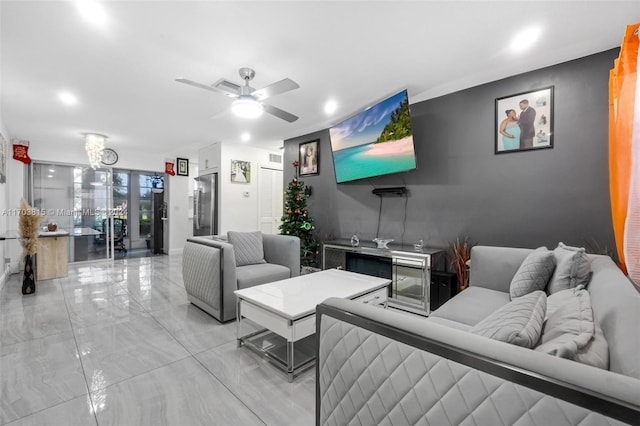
xmin=1 ymin=1 xmax=639 ymax=157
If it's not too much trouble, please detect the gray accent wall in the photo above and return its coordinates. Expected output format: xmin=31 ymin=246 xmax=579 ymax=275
xmin=283 ymin=48 xmax=618 ymax=258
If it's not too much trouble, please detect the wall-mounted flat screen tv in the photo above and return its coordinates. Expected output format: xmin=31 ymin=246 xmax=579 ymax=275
xmin=329 ymin=89 xmax=416 ymax=184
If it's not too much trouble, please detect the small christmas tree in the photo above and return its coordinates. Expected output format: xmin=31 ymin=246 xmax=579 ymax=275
xmin=279 ymin=161 xmax=320 ymax=267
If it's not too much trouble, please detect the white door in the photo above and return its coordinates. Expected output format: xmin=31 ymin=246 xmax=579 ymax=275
xmin=258 ymin=166 xmax=283 ymax=234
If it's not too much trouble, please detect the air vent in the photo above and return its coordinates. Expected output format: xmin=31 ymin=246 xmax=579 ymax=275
xmin=269 ymin=153 xmax=282 ymax=164
xmin=213 ymin=79 xmax=241 ymax=97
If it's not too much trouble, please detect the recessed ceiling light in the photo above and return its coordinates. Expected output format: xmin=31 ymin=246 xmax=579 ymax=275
xmin=49 ymin=169 xmax=55 ymax=173
xmin=58 ymin=92 xmax=78 ymax=105
xmin=241 ymin=132 xmax=251 ymax=142
xmin=47 ymin=175 xmax=53 ymax=178
xmin=510 ymin=27 xmax=541 ymax=52
xmin=324 ymin=100 xmax=337 ymax=115
xmin=76 ymin=0 xmax=107 ymax=26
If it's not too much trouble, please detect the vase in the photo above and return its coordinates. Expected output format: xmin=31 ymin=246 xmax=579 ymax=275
xmin=22 ymin=254 xmax=36 ymax=295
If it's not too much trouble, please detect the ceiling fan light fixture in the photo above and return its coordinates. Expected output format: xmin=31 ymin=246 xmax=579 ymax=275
xmin=232 ymin=96 xmax=263 ymax=119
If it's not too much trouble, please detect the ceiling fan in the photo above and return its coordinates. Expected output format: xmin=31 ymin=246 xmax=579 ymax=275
xmin=176 ymin=67 xmax=299 ymax=122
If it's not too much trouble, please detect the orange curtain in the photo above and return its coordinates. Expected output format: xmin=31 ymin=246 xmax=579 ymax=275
xmin=609 ymin=23 xmax=639 ymax=282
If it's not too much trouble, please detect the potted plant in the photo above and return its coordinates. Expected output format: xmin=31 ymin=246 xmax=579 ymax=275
xmin=18 ymin=199 xmax=45 ymax=295
xmin=448 ymin=236 xmax=474 ymax=293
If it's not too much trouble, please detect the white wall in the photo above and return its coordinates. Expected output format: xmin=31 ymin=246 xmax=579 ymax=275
xmin=218 ymin=143 xmax=282 ymax=234
xmin=0 ymin=121 xmax=13 ymax=286
xmin=218 ymin=143 xmax=283 ymax=234
xmin=166 ymin=158 xmax=196 ymax=255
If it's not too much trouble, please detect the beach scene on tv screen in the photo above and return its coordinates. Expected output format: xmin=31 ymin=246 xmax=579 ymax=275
xmin=329 ymin=90 xmax=416 ymax=183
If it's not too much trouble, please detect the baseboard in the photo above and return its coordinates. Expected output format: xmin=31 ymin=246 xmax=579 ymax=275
xmin=169 ymin=248 xmax=184 ymax=256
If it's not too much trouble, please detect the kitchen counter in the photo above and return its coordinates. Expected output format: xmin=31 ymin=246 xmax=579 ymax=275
xmin=37 ymin=229 xmax=69 ymax=280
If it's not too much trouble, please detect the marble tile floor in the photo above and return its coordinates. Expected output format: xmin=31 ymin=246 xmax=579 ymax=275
xmin=0 ymin=255 xmax=315 ymax=426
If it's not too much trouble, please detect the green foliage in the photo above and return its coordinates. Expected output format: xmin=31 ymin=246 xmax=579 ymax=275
xmin=376 ymin=97 xmax=413 ymax=143
xmin=279 ymin=177 xmax=320 ymax=267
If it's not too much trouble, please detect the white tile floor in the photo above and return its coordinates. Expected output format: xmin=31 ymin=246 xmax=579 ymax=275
xmin=0 ymin=255 xmax=315 ymax=425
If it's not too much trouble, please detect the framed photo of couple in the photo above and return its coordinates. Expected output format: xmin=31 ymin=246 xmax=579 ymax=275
xmin=495 ymin=86 xmax=554 ymax=154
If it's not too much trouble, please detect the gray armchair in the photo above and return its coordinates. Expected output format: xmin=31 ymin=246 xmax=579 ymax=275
xmin=182 ymin=233 xmax=300 ymax=322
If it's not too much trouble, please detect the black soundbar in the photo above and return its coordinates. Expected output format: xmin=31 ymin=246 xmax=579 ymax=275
xmin=372 ymin=186 xmax=407 ymax=196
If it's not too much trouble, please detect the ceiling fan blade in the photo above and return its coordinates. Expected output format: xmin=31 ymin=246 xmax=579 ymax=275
xmin=262 ymin=103 xmax=299 ymax=122
xmin=175 ymin=78 xmax=230 ymax=96
xmin=252 ymin=78 xmax=299 ymax=101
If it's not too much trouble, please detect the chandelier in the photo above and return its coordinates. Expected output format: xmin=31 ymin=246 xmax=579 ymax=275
xmin=84 ymin=133 xmax=106 ymax=169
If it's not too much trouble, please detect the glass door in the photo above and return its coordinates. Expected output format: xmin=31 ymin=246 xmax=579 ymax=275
xmin=32 ymin=162 xmax=114 ymax=262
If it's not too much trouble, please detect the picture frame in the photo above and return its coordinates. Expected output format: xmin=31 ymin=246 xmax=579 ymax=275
xmin=176 ymin=157 xmax=189 ymax=176
xmin=299 ymin=139 xmax=319 ymax=176
xmin=495 ymin=86 xmax=554 ymax=154
xmin=231 ymin=159 xmax=251 ymax=183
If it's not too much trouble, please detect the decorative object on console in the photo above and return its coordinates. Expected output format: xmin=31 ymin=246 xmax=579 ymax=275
xmin=350 ymin=234 xmax=359 ymax=247
xmin=414 ymin=239 xmax=424 ymax=251
xmin=18 ymin=199 xmax=45 ymax=295
xmin=448 ymin=236 xmax=474 ymax=292
xmin=299 ymin=139 xmax=319 ymax=176
xmin=495 ymin=86 xmax=554 ymax=154
xmin=84 ymin=133 xmax=107 ymax=169
xmin=329 ymin=89 xmax=416 ymax=183
xmin=373 ymin=238 xmax=393 ymax=249
xmin=47 ymin=222 xmax=58 ymax=232
xmin=176 ymin=157 xmax=189 ymax=176
xmin=279 ymin=161 xmax=320 ymax=267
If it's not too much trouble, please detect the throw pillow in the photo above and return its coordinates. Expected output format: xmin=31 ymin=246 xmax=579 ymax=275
xmin=547 ymin=242 xmax=591 ymax=294
xmin=227 ymin=231 xmax=267 ymax=266
xmin=545 ymin=285 xmax=585 ymax=320
xmin=470 ymin=290 xmax=546 ymax=348
xmin=509 ymin=247 xmax=555 ymax=299
xmin=535 ymin=287 xmax=609 ymax=369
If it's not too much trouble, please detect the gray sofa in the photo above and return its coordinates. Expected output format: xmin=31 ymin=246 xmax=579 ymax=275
xmin=182 ymin=233 xmax=300 ymax=322
xmin=316 ymin=245 xmax=640 ymax=425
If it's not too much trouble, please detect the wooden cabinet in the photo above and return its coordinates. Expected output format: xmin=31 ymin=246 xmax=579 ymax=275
xmin=37 ymin=232 xmax=69 ymax=280
xmin=198 ymin=142 xmax=221 ymax=175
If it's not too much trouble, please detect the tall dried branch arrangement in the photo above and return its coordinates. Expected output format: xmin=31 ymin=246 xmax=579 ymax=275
xmin=18 ymin=198 xmax=45 ymax=256
xmin=449 ymin=236 xmax=473 ymax=292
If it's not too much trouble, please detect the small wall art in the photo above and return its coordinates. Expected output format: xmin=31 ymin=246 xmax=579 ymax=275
xmin=231 ymin=160 xmax=251 ymax=183
xmin=176 ymin=158 xmax=189 ymax=176
xmin=495 ymin=86 xmax=554 ymax=154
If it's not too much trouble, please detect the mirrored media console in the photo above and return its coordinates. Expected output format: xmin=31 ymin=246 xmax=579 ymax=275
xmin=322 ymin=239 xmax=448 ymax=315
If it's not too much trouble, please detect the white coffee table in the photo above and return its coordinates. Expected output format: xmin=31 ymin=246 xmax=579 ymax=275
xmin=234 ymin=269 xmax=390 ymax=381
